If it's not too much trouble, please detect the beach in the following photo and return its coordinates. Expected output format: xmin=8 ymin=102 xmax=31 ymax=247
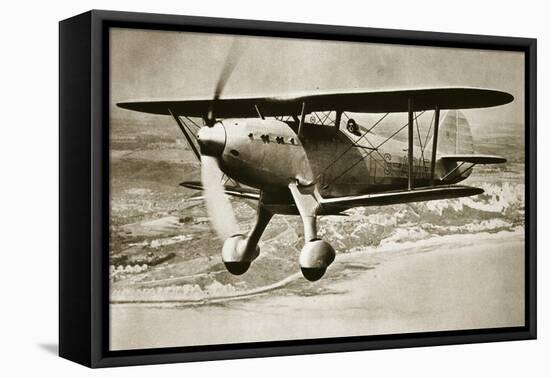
xmin=110 ymin=230 xmax=524 ymax=350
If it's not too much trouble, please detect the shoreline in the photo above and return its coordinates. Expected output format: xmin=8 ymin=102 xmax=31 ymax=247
xmin=110 ymin=228 xmax=524 ymax=307
xmin=110 ymin=229 xmax=524 ymax=350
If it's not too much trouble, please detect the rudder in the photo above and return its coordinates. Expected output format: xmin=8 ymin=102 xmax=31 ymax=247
xmin=436 ymin=110 xmax=474 ymax=155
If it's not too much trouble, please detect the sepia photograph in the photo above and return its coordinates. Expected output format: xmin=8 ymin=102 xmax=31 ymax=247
xmin=108 ymin=27 xmax=525 ymax=351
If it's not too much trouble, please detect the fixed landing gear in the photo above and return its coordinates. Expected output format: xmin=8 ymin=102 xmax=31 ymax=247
xmin=220 ymin=186 xmax=336 ymax=281
xmin=221 ymin=205 xmax=273 ymax=276
xmin=222 ymin=234 xmax=258 ymax=275
xmin=300 ymin=239 xmax=335 ymax=281
xmin=224 ymin=261 xmax=251 ymax=275
xmin=297 ymin=215 xmax=335 ymax=281
xmin=287 ymin=182 xmax=336 ymax=281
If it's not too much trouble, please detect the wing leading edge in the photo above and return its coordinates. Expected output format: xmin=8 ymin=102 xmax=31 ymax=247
xmin=181 ymin=181 xmax=483 ymax=213
xmin=320 ymin=185 xmax=484 ymax=211
xmin=180 ymin=181 xmax=261 ymax=200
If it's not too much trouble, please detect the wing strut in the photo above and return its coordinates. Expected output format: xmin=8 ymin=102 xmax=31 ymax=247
xmin=168 ymin=109 xmax=201 ymax=161
xmin=429 ymin=107 xmax=440 ymax=185
xmin=254 ymin=104 xmax=265 ymax=120
xmin=298 ymin=102 xmax=307 ymax=138
xmin=408 ymin=99 xmax=414 ymax=190
xmin=323 ymin=112 xmax=422 ymax=188
xmin=333 ymin=110 xmax=342 ymax=135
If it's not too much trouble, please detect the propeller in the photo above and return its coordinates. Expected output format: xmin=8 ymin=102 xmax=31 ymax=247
xmin=201 ymin=39 xmax=244 ymax=239
xmin=205 ymin=39 xmax=244 ymax=126
xmin=201 ymin=156 xmax=241 ymax=239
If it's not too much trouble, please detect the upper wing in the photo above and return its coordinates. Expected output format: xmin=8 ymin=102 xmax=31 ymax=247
xmin=320 ymin=185 xmax=483 ymax=211
xmin=117 ymin=87 xmax=513 ymax=118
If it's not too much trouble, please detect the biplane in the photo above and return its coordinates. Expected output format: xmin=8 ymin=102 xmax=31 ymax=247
xmin=118 ymin=80 xmax=512 ymax=281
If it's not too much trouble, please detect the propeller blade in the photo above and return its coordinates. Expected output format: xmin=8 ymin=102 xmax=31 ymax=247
xmin=200 ymin=156 xmax=240 ymax=239
xmin=206 ymin=39 xmax=244 ymax=126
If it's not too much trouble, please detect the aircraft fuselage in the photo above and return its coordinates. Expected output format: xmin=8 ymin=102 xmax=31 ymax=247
xmin=204 ymin=118 xmax=469 ymax=214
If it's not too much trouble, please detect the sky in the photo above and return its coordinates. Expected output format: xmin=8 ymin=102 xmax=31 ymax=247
xmin=110 ymin=28 xmax=525 ymax=132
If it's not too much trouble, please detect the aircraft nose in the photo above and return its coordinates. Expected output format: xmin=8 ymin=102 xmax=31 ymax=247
xmin=197 ymin=122 xmax=226 ymax=157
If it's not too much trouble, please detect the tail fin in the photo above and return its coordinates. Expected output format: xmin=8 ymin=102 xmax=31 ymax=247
xmin=436 ymin=110 xmax=474 ymax=155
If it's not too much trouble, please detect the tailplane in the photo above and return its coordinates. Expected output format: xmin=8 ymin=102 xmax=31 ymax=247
xmin=430 ymin=111 xmax=505 ymax=183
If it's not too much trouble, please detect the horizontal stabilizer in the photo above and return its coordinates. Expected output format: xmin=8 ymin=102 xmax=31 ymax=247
xmin=320 ymin=185 xmax=484 ymax=210
xmin=180 ymin=181 xmax=260 ymax=200
xmin=440 ymin=154 xmax=506 ymax=164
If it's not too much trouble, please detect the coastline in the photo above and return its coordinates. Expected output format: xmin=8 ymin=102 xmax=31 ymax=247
xmin=110 ymin=230 xmax=524 ymax=350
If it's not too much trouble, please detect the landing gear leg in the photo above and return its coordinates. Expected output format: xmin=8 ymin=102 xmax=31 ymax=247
xmin=299 ymin=215 xmax=335 ymax=281
xmin=222 ymin=204 xmax=273 ymax=275
xmin=288 ymin=183 xmax=336 ymax=281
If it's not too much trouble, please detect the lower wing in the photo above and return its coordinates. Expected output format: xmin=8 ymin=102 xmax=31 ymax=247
xmin=180 ymin=181 xmax=261 ymax=200
xmin=320 ymin=185 xmax=483 ymax=211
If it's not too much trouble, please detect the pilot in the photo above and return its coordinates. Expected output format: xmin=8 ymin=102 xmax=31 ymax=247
xmin=346 ymin=118 xmax=361 ymax=136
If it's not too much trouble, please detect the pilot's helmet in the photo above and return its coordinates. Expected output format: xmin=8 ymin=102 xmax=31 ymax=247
xmin=346 ymin=118 xmax=359 ymax=134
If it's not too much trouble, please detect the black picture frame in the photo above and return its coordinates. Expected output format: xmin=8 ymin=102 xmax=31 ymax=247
xmin=59 ymin=9 xmax=537 ymax=368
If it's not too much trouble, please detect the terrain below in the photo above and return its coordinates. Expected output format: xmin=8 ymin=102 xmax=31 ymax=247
xmin=110 ymin=230 xmax=524 ymax=350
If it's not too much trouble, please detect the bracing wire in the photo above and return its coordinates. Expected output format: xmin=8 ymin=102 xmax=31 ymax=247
xmin=325 ymin=111 xmax=426 ymax=187
xmin=315 ymin=112 xmax=390 ymax=181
